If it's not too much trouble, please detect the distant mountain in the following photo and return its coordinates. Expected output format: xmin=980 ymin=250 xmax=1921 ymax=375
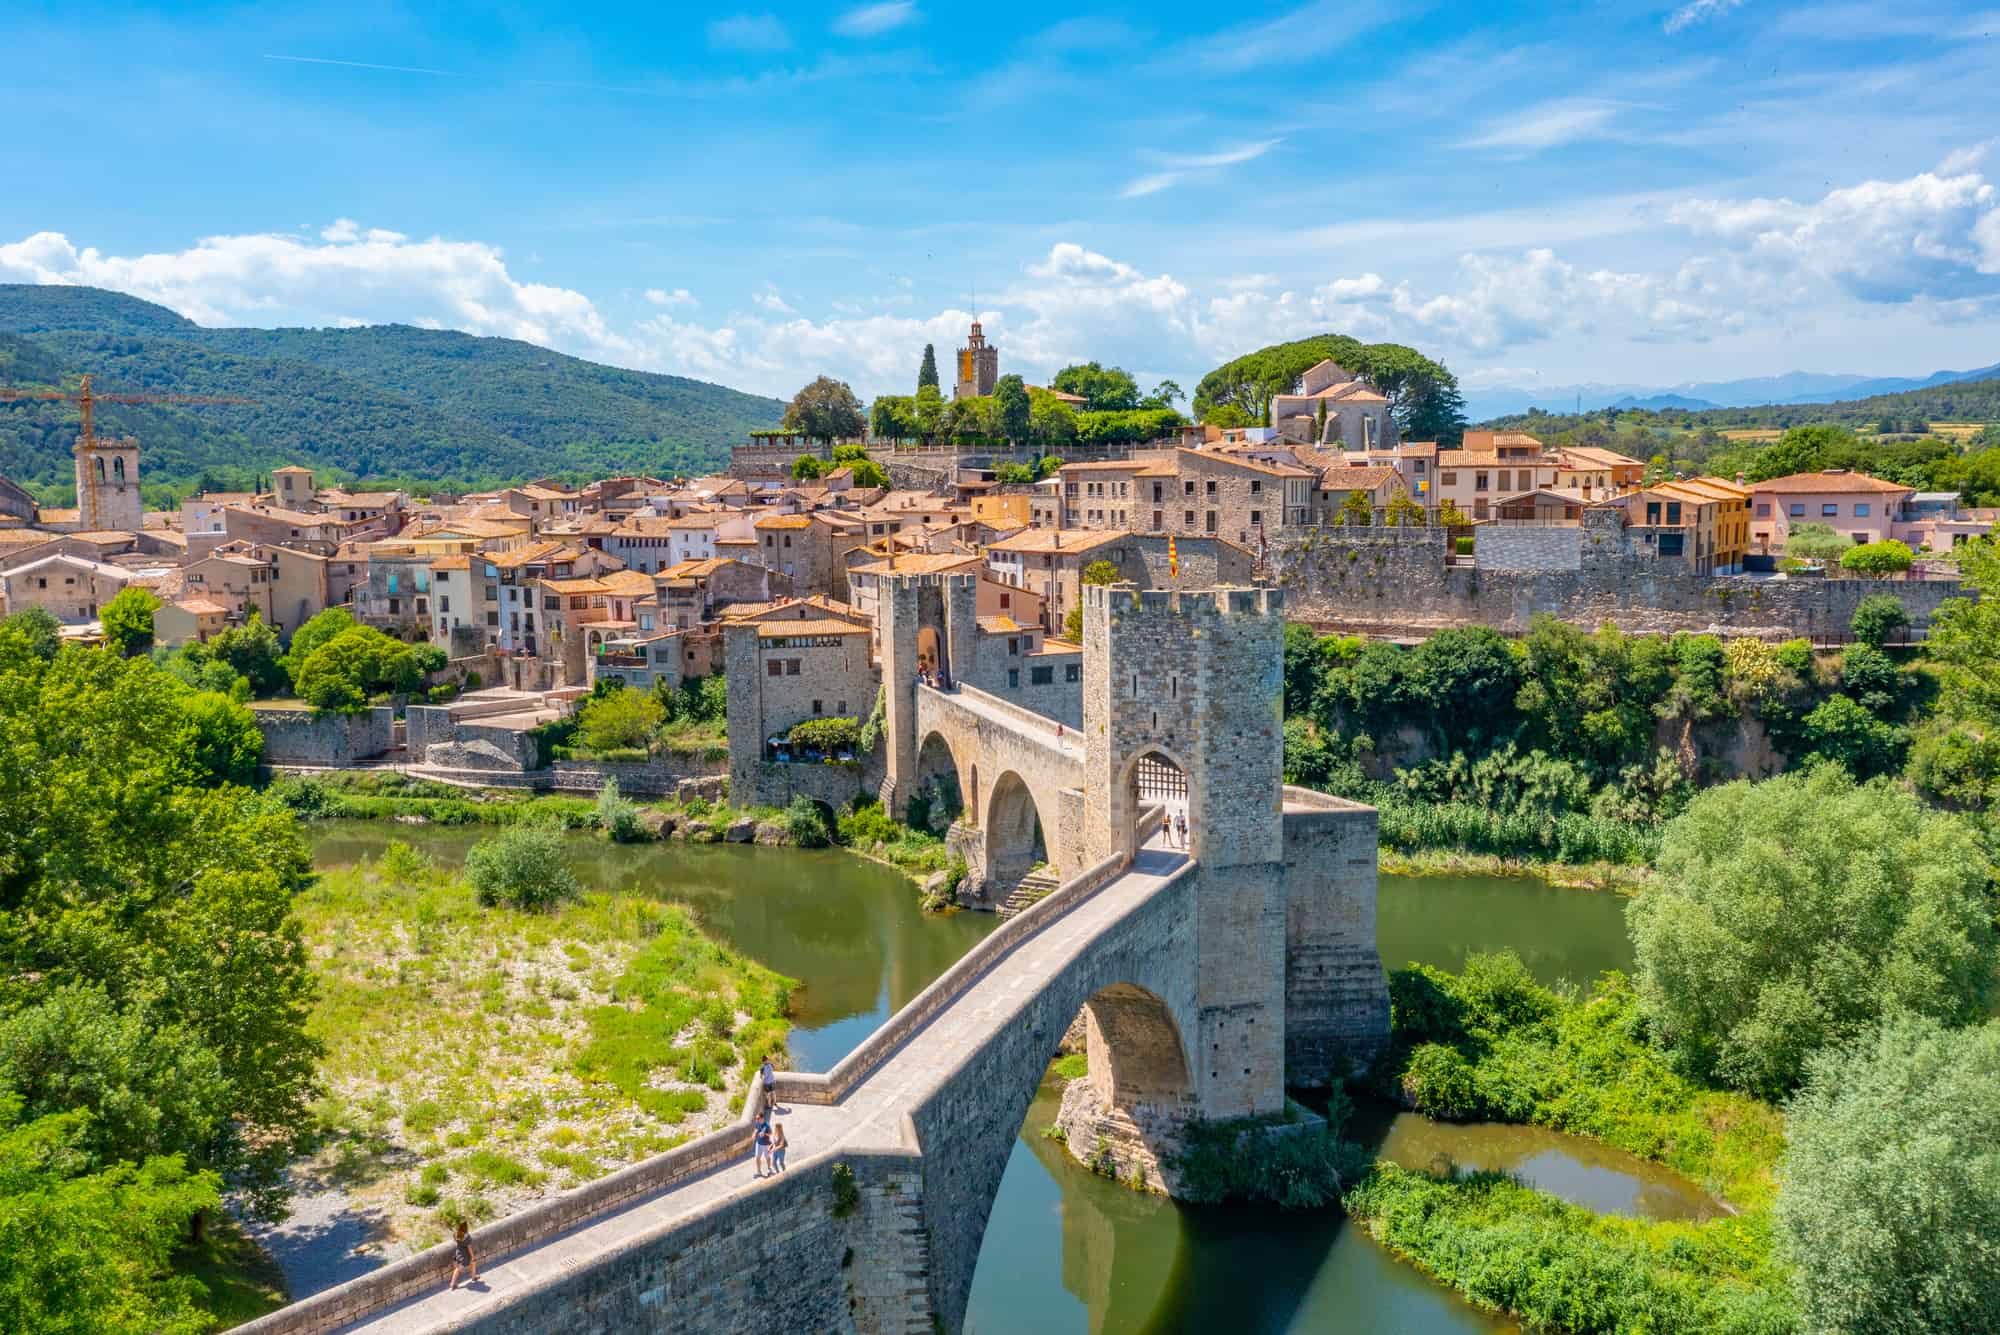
xmin=1610 ymin=393 xmax=1720 ymax=412
xmin=1466 ymin=360 xmax=2000 ymax=423
xmin=0 ymin=284 xmax=784 ymax=493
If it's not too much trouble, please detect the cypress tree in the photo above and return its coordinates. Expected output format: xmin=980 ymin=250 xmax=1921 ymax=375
xmin=918 ymin=344 xmax=939 ymax=392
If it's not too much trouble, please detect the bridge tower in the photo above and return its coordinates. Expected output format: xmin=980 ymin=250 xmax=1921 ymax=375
xmin=1076 ymin=583 xmax=1291 ymax=1125
xmin=877 ymin=571 xmax=977 ymax=816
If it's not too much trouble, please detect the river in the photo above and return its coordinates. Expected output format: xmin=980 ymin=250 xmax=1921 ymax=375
xmin=309 ymin=826 xmax=1670 ymax=1334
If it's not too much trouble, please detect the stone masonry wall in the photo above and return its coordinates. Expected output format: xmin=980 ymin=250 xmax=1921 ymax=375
xmin=253 ymin=706 xmax=394 ymax=765
xmin=1273 ymin=526 xmax=1968 ymax=638
xmin=1475 ymin=524 xmax=1584 ymax=573
xmin=1279 ymin=790 xmax=1391 ymax=1083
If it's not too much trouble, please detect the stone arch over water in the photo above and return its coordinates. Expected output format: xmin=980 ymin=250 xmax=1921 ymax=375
xmin=983 ymin=768 xmax=1048 ymax=887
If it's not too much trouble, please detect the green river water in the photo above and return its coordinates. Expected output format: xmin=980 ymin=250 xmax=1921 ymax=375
xmin=310 ymin=826 xmax=1682 ymax=1334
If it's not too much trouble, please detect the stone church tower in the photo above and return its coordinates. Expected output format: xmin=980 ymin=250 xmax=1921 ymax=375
xmin=75 ymin=432 xmax=142 ymax=532
xmin=953 ymin=320 xmax=999 ymax=400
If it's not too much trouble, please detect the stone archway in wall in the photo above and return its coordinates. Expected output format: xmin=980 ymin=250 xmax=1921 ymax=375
xmin=1054 ymin=982 xmax=1197 ymax=1192
xmin=914 ymin=730 xmax=966 ymax=834
xmin=983 ymin=769 xmax=1048 ymax=890
xmin=917 ymin=625 xmax=945 ymax=679
xmin=1117 ymin=748 xmax=1193 ymax=858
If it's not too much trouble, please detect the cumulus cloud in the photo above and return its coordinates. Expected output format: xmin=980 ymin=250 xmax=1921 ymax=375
xmin=1669 ymin=163 xmax=2000 ymax=301
xmin=833 ymin=2 xmax=916 ymax=37
xmin=645 ymin=287 xmax=697 ymax=307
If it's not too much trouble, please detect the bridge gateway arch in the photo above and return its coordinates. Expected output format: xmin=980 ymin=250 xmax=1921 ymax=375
xmin=243 ymin=579 xmax=1389 ymax=1335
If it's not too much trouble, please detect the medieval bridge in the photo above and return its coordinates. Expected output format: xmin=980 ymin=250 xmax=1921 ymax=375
xmin=242 ymin=581 xmax=1390 ymax=1335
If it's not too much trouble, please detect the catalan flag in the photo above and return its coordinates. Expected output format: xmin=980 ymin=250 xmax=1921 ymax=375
xmin=1167 ymin=534 xmax=1179 ymax=580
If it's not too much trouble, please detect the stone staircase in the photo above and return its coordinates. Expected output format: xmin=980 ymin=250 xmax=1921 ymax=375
xmin=997 ymin=867 xmax=1062 ymax=921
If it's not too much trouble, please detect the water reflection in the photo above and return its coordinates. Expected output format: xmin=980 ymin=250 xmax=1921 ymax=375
xmin=1376 ymin=872 xmax=1634 ymax=987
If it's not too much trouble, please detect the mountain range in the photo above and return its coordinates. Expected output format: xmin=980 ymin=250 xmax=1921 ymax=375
xmin=1467 ymin=362 xmax=2000 ymax=422
xmin=0 ymin=284 xmax=784 ymax=495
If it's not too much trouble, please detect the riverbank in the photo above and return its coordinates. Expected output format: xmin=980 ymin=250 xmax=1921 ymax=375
xmin=1347 ymin=952 xmax=1793 ymax=1332
xmin=250 ymin=845 xmax=792 ymax=1298
xmin=1377 ymin=847 xmax=1655 ymax=892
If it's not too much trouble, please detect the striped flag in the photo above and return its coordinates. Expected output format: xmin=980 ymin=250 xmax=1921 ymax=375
xmin=1167 ymin=534 xmax=1179 ymax=580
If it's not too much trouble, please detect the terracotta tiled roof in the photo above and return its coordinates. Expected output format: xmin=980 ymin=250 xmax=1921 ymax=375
xmin=174 ymin=598 xmax=229 ymax=615
xmin=754 ymin=514 xmax=814 ymax=530
xmin=756 ymin=619 xmax=870 ymax=638
xmin=1751 ymin=471 xmax=1912 ymax=494
xmin=985 ymin=528 xmax=1127 ymax=555
xmin=847 ymin=552 xmax=981 ymax=576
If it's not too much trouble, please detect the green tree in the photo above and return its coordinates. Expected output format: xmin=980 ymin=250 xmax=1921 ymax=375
xmin=180 ymin=690 xmax=263 ymax=786
xmin=790 ymin=453 xmax=825 ymax=481
xmin=917 ymin=343 xmax=939 ymax=392
xmin=0 ymin=1099 xmax=221 ymax=1335
xmin=1052 ymin=362 xmax=1142 ymax=411
xmin=574 ymin=685 xmax=664 ymax=753
xmin=282 ymin=607 xmax=356 ymax=684
xmin=1063 ymin=560 xmax=1125 ymax=640
xmin=912 ymin=383 xmax=944 ymax=443
xmin=1338 ymin=489 xmax=1373 ymax=525
xmin=869 ymin=395 xmax=915 ymax=444
xmin=1839 ymin=539 xmax=1914 ymax=577
xmin=1146 ymin=379 xmax=1183 ymax=409
xmin=294 ymin=626 xmax=420 ymax=713
xmin=1747 ymin=424 xmax=1860 ymax=482
xmin=0 ymin=607 xmax=60 ymax=661
xmin=993 ymin=374 xmax=1032 ymax=443
xmin=845 ymin=456 xmax=889 ymax=489
xmin=1798 ymin=693 xmax=1907 ymax=776
xmin=1783 ymin=522 xmax=1850 ymax=563
xmin=1628 ymin=766 xmax=1995 ymax=1097
xmin=1028 ymin=390 xmax=1077 ymax=449
xmin=1384 ymin=490 xmax=1426 ymax=527
xmin=208 ymin=611 xmax=286 ymax=697
xmin=1036 ymin=453 xmax=1065 ymax=480
xmin=994 ymin=462 xmax=1036 ymax=485
xmin=99 ymin=587 xmax=161 ymax=657
xmin=1204 ymin=403 xmax=1252 ymax=429
xmin=1776 ymin=1015 xmax=2000 ymax=1335
xmin=464 ymin=826 xmax=581 ymax=911
xmin=781 ymin=375 xmax=866 ymax=444
xmin=1849 ymin=593 xmax=1911 ymax=647
xmin=0 ymin=641 xmax=321 ymax=1218
xmin=1926 ymin=537 xmax=2000 ymax=727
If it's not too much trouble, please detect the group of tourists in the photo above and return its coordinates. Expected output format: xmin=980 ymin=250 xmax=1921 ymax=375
xmin=754 ymin=1057 xmax=788 ymax=1179
xmin=916 ymin=666 xmax=952 ymax=690
xmin=1165 ymin=810 xmax=1190 ymax=849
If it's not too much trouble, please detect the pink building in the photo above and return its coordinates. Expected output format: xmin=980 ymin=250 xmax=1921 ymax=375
xmin=1748 ymin=470 xmax=1911 ymax=555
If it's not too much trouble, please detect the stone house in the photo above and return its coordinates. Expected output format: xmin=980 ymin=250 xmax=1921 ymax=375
xmin=1314 ymin=465 xmax=1410 ymax=523
xmin=983 ymin=528 xmax=1133 ymax=633
xmin=658 ymin=557 xmax=790 ymax=629
xmin=541 ymin=569 xmax=658 ymax=686
xmin=182 ymin=549 xmax=277 ymax=626
xmin=220 ymin=504 xmax=374 ymax=556
xmin=429 ymin=554 xmax=487 ymax=653
xmin=354 ymin=546 xmax=435 ymax=639
xmin=154 ymin=597 xmax=229 ymax=647
xmin=845 ymin=552 xmax=1046 ymax=628
xmin=260 ymin=544 xmax=334 ymax=636
xmin=1749 ymin=470 xmax=1913 ymax=555
xmin=1607 ymin=482 xmax=1731 ymax=574
xmin=485 ymin=542 xmax=625 ymax=659
xmin=1266 ymin=360 xmax=1401 ymax=450
xmin=0 ymin=553 xmax=133 ymax=623
xmin=730 ymin=618 xmax=878 ymax=751
xmin=750 ymin=512 xmax=868 ymax=601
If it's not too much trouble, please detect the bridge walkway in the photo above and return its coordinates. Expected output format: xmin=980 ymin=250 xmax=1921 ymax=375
xmin=341 ymin=836 xmax=1190 ymax=1334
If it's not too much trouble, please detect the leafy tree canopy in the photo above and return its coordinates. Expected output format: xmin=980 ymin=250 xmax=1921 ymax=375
xmin=917 ymin=343 xmax=939 ymax=392
xmin=1776 ymin=1014 xmax=2000 ymax=1335
xmin=1628 ymin=764 xmax=1995 ymax=1097
xmin=98 ymin=587 xmax=160 ymax=657
xmin=1839 ymin=539 xmax=1914 ymax=576
xmin=1052 ymin=362 xmax=1142 ymax=411
xmin=782 ymin=375 xmax=865 ymax=444
xmin=1193 ymin=334 xmax=1467 ymax=444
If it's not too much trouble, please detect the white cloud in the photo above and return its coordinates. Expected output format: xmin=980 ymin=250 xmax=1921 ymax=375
xmin=833 ymin=2 xmax=916 ymax=37
xmin=751 ymin=285 xmax=795 ymax=314
xmin=1458 ymin=98 xmax=1623 ymax=152
xmin=1121 ymin=139 xmax=1280 ymax=197
xmin=1670 ymin=162 xmax=2000 ymax=301
xmin=645 ymin=287 xmax=697 ymax=308
xmin=706 ymin=13 xmax=791 ymax=51
xmin=1665 ymin=0 xmax=1747 ymax=34
xmin=1196 ymin=0 xmax=1398 ymax=73
xmin=320 ymin=218 xmax=359 ymax=242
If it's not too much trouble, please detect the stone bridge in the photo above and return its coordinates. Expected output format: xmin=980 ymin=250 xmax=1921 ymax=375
xmin=241 ymin=582 xmax=1390 ymax=1335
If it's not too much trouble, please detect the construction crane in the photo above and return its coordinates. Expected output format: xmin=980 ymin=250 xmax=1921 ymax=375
xmin=0 ymin=374 xmax=254 ymax=447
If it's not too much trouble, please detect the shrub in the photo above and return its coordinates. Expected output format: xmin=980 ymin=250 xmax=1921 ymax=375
xmin=1400 ymin=1043 xmax=1485 ymax=1119
xmin=1173 ymin=1118 xmax=1372 ymax=1208
xmin=99 ymin=586 xmax=162 ymax=656
xmin=464 ymin=827 xmax=581 ymax=911
xmin=595 ymin=778 xmax=643 ymax=843
xmin=782 ymin=797 xmax=835 ymax=848
xmin=830 ymin=1162 xmax=859 ymax=1217
xmin=574 ymin=687 xmax=663 ymax=754
xmin=1776 ymin=1014 xmax=2000 ymax=1335
xmin=1839 ymin=539 xmax=1914 ymax=577
xmin=786 ymin=716 xmax=860 ymax=757
xmin=376 ymin=839 xmax=433 ymax=887
xmin=1848 ymin=593 xmax=1910 ymax=646
xmin=1629 ymin=766 xmax=1996 ymax=1097
xmin=180 ymin=689 xmax=263 ymax=786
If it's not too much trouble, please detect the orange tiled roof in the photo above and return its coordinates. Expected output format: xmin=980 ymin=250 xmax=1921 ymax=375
xmin=1752 ymin=471 xmax=1912 ymax=494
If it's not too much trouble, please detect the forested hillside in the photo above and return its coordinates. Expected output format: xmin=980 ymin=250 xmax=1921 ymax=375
xmin=1485 ymin=375 xmax=2000 ymax=436
xmin=0 ymin=285 xmax=783 ymax=499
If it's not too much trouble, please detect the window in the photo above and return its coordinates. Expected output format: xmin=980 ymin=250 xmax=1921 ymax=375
xmin=1659 ymin=533 xmax=1685 ymax=557
xmin=1030 ymin=664 xmax=1054 ymax=685
xmin=1183 ymin=480 xmax=1195 ymax=496
xmin=1854 ymin=503 xmax=1871 ymax=517
xmin=1064 ymin=663 xmax=1080 ymax=683
xmin=1250 ymin=510 xmax=1262 ymax=526
xmin=1646 ymin=501 xmax=1661 ymax=524
xmin=1475 ymin=471 xmax=1489 ymax=491
xmin=440 ymin=597 xmax=451 ymax=613
xmin=1414 ymin=460 xmax=1427 ymax=476
xmin=999 ymin=592 xmax=1010 ymax=608
xmin=1250 ymin=479 xmax=1262 ymax=494
xmin=1007 ymin=668 xmax=1020 ymax=688
xmin=1007 ymin=637 xmax=1019 ymax=656
xmin=1755 ymin=503 xmax=1771 ymax=517
xmin=1152 ymin=482 xmax=1163 ymax=502
xmin=1205 ymin=511 xmax=1218 ymax=533
xmin=787 ymin=659 xmax=802 ymax=675
xmin=1205 ymin=480 xmax=1217 ymax=497
xmin=486 ymin=611 xmax=498 ymax=627
xmin=811 ymin=699 xmax=822 ymax=714
xmin=1665 ymin=502 xmax=1682 ymax=525
xmin=1441 ymin=470 xmax=1457 ymax=486
xmin=1822 ymin=503 xmax=1839 ymax=517
xmin=1152 ymin=510 xmax=1163 ymax=530
xmin=1184 ymin=510 xmax=1196 ymax=526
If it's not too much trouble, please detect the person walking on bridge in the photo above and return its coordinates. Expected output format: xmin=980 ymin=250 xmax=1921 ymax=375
xmin=753 ymin=1112 xmax=773 ymax=1178
xmin=447 ymin=1220 xmax=479 ymax=1291
xmin=770 ymin=1122 xmax=788 ymax=1173
xmin=1174 ymin=811 xmax=1188 ymax=850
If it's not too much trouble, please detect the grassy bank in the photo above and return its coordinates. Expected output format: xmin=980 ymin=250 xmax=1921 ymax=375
xmin=1377 ymin=848 xmax=1655 ymax=892
xmin=1347 ymin=952 xmax=1794 ymax=1333
xmin=290 ymin=847 xmax=793 ymax=1260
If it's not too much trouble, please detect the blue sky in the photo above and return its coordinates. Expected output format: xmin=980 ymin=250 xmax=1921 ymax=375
xmin=3 ymin=0 xmax=1999 ymax=402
